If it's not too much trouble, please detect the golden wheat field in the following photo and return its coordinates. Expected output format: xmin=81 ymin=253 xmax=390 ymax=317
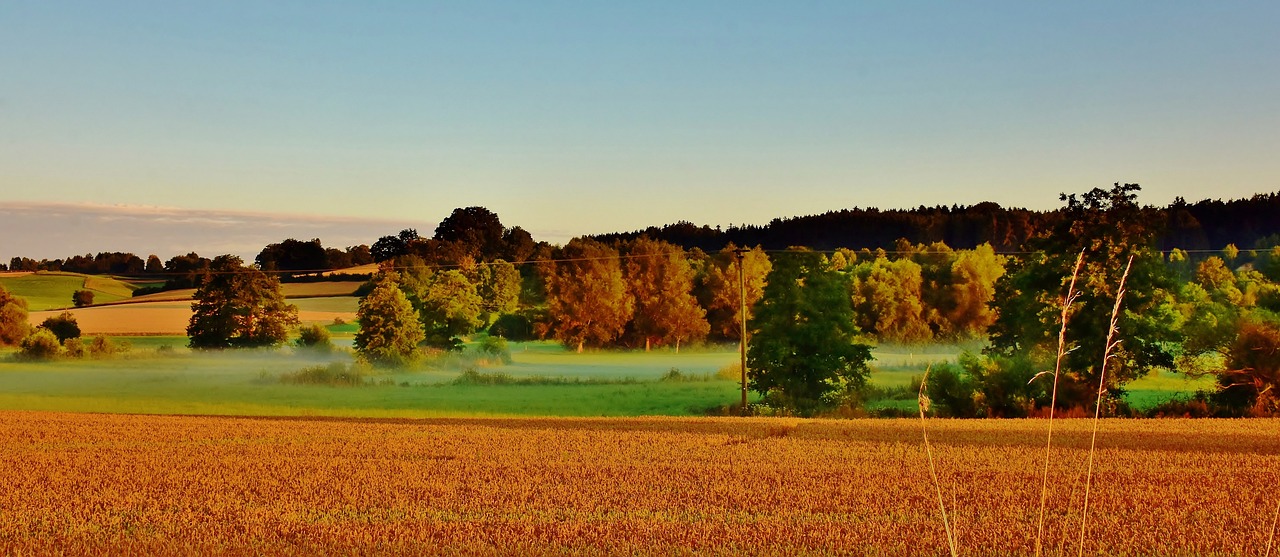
xmin=1 ymin=412 xmax=1276 ymax=556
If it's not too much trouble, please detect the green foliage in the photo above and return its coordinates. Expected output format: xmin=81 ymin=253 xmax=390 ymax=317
xmin=295 ymin=323 xmax=333 ymax=351
xmin=0 ymin=285 xmax=31 ymax=346
xmin=355 ymin=274 xmax=425 ymax=367
xmin=415 ymin=269 xmax=484 ymax=350
xmin=188 ymin=255 xmax=299 ymax=349
xmin=747 ymin=249 xmax=873 ymax=416
xmin=478 ymin=335 xmax=513 ymax=365
xmin=71 ymin=289 xmax=94 ymax=308
xmin=987 ymin=184 xmax=1178 ymax=409
xmin=475 ymin=259 xmax=521 ymax=321
xmin=923 ymin=363 xmax=979 ymax=418
xmin=40 ymin=311 xmax=81 ymax=343
xmin=849 ymin=257 xmax=932 ymax=344
xmin=279 ymin=362 xmax=366 ymax=387
xmin=488 ymin=312 xmax=536 ymax=341
xmin=18 ymin=329 xmax=61 ymax=360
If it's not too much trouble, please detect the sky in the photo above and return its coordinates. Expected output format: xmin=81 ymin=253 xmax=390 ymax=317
xmin=2 ymin=1 xmax=1278 ymax=260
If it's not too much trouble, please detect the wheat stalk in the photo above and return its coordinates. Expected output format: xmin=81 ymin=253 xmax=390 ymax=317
xmin=919 ymin=365 xmax=958 ymax=557
xmin=1266 ymin=498 xmax=1280 ymax=557
xmin=1034 ymin=249 xmax=1085 ymax=557
xmin=1077 ymin=255 xmax=1132 ymax=555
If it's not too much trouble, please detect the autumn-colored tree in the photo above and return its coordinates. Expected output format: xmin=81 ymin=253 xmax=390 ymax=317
xmin=187 ymin=255 xmax=298 ymax=349
xmin=544 ymin=238 xmax=634 ymax=352
xmin=0 ymin=285 xmax=31 ymax=346
xmin=946 ymin=243 xmax=1007 ymax=338
xmin=701 ymin=244 xmax=771 ymax=342
xmin=623 ymin=238 xmax=709 ymax=352
xmin=849 ymin=257 xmax=932 ymax=344
xmin=355 ymin=274 xmax=425 ymax=367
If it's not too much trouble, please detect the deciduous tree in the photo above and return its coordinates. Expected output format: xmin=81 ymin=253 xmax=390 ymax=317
xmin=0 ymin=285 xmax=31 ymax=346
xmin=544 ymin=238 xmax=634 ymax=352
xmin=355 ymin=274 xmax=425 ymax=366
xmin=748 ymin=249 xmax=872 ymax=416
xmin=701 ymin=244 xmax=771 ymax=342
xmin=623 ymin=238 xmax=709 ymax=352
xmin=187 ymin=255 xmax=299 ymax=349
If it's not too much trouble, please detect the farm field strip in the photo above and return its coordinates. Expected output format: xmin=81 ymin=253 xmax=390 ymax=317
xmin=0 ymin=412 xmax=1275 ymax=555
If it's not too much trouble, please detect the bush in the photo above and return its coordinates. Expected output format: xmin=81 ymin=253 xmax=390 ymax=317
xmin=925 ymin=363 xmax=980 ymax=418
xmin=295 ymin=323 xmax=333 ymax=351
xmin=279 ymin=362 xmax=366 ymax=386
xmin=18 ymin=329 xmax=61 ymax=360
xmin=488 ymin=313 xmax=535 ymax=341
xmin=660 ymin=368 xmax=713 ymax=382
xmin=86 ymin=336 xmax=122 ymax=359
xmin=63 ymin=337 xmax=85 ymax=358
xmin=478 ymin=335 xmax=513 ymax=365
xmin=72 ymin=290 xmax=94 ymax=307
xmin=40 ymin=312 xmax=81 ymax=343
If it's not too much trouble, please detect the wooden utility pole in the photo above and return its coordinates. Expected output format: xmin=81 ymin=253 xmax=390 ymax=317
xmin=734 ymin=248 xmax=749 ymax=415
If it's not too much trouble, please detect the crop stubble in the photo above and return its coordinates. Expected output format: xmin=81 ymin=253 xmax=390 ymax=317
xmin=0 ymin=412 xmax=1275 ymax=555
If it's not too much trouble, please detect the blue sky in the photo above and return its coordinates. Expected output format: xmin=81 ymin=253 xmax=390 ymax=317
xmin=2 ymin=1 xmax=1277 ymax=259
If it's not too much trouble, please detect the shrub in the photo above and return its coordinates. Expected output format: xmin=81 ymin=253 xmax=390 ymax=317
xmin=925 ymin=363 xmax=980 ymax=418
xmin=40 ymin=312 xmax=81 ymax=343
xmin=660 ymin=368 xmax=713 ymax=382
xmin=63 ymin=337 xmax=86 ymax=358
xmin=279 ymin=362 xmax=366 ymax=386
xmin=86 ymin=336 xmax=121 ymax=359
xmin=478 ymin=335 xmax=513 ymax=365
xmin=295 ymin=323 xmax=333 ymax=351
xmin=488 ymin=313 xmax=535 ymax=341
xmin=18 ymin=329 xmax=61 ymax=360
xmin=72 ymin=290 xmax=94 ymax=308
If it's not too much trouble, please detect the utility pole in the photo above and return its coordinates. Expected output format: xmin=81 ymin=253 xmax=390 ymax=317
xmin=734 ymin=247 xmax=749 ymax=415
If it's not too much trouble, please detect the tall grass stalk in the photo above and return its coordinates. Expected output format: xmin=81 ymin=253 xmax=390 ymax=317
xmin=918 ymin=365 xmax=958 ymax=557
xmin=1077 ymin=255 xmax=1132 ymax=556
xmin=1034 ymin=249 xmax=1084 ymax=557
xmin=1266 ymin=498 xmax=1280 ymax=557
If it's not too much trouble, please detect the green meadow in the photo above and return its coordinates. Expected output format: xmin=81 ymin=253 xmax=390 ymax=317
xmin=0 ymin=337 xmax=1210 ymax=418
xmin=0 ymin=272 xmax=139 ymax=310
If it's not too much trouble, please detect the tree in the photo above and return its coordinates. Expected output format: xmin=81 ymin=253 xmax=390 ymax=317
xmin=748 ymin=249 xmax=873 ymax=416
xmin=623 ymin=238 xmax=709 ymax=352
xmin=544 ymin=238 xmax=634 ymax=352
xmin=0 ymin=285 xmax=31 ymax=346
xmin=849 ymin=257 xmax=933 ymax=344
xmin=145 ymin=254 xmax=163 ymax=273
xmin=475 ymin=259 xmax=521 ymax=323
xmin=40 ymin=312 xmax=81 ymax=343
xmin=701 ymin=244 xmax=771 ymax=342
xmin=72 ymin=290 xmax=94 ymax=308
xmin=434 ymin=207 xmax=506 ymax=261
xmin=187 ymin=255 xmax=299 ymax=349
xmin=371 ymin=229 xmax=419 ymax=262
xmin=945 ymin=244 xmax=1007 ymax=338
xmin=414 ymin=270 xmax=484 ymax=350
xmin=256 ymin=238 xmax=329 ymax=274
xmin=987 ymin=184 xmax=1179 ymax=408
xmin=355 ymin=274 xmax=425 ymax=367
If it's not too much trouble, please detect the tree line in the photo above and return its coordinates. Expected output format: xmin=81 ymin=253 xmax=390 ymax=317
xmin=592 ymin=190 xmax=1280 ymax=254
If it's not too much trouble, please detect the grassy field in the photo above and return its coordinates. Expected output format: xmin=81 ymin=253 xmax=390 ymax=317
xmin=0 ymin=271 xmax=138 ymax=310
xmin=1 ymin=411 xmax=1274 ymax=555
xmin=0 ymin=340 xmax=1208 ymax=418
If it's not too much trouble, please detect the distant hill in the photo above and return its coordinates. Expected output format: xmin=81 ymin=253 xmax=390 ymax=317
xmin=592 ymin=190 xmax=1280 ymax=253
